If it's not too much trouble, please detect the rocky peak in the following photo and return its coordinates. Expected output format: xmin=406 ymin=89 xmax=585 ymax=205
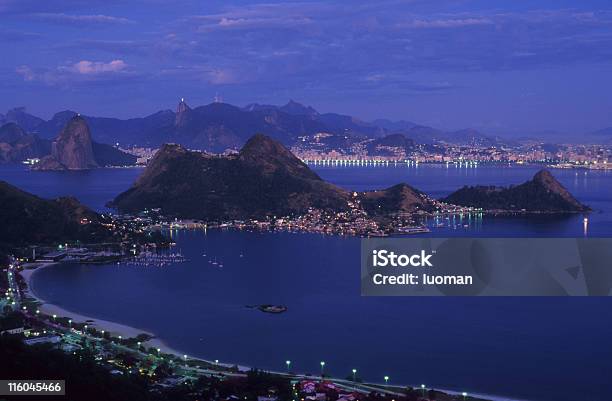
xmin=279 ymin=100 xmax=319 ymax=117
xmin=532 ymin=169 xmax=560 ymax=189
xmin=238 ymin=134 xmax=320 ymax=180
xmin=150 ymin=143 xmax=190 ymax=164
xmin=175 ymin=98 xmax=191 ymax=126
xmin=530 ymin=169 xmax=585 ymax=209
xmin=50 ymin=115 xmax=98 ymax=169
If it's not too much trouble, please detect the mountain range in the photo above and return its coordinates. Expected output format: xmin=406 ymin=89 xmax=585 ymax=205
xmin=0 ymin=101 xmax=518 ymax=154
xmin=2 ymin=101 xmax=609 ymax=158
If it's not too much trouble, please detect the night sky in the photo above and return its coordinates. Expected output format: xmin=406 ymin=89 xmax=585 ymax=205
xmin=1 ymin=0 xmax=611 ymax=135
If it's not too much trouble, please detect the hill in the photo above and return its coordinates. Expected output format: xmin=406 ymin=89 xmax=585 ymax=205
xmin=359 ymin=183 xmax=436 ymax=216
xmin=366 ymin=134 xmax=415 ymax=157
xmin=442 ymin=170 xmax=590 ymax=212
xmin=111 ymin=134 xmax=349 ymax=219
xmin=0 ymin=181 xmax=115 ymax=247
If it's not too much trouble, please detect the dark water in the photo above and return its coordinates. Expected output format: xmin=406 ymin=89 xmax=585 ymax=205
xmin=0 ymin=165 xmax=143 ymax=212
xmin=314 ymin=164 xmax=612 ymax=238
xmin=3 ymin=165 xmax=612 ymax=401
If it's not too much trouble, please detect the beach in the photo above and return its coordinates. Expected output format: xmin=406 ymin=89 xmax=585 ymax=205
xmin=18 ymin=263 xmax=182 ymax=357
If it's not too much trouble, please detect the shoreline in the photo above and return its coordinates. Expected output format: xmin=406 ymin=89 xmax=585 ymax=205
xmin=19 ymin=263 xmax=184 ymax=358
xmin=18 ymin=263 xmax=524 ymax=401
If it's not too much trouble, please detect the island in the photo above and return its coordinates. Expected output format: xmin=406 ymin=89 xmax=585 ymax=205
xmin=246 ymin=304 xmax=289 ymax=314
xmin=441 ymin=169 xmax=591 ymax=213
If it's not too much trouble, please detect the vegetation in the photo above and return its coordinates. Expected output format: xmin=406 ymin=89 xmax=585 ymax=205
xmin=112 ymin=135 xmax=349 ymax=220
xmin=442 ymin=170 xmax=590 ymax=212
xmin=0 ymin=181 xmax=114 ymax=248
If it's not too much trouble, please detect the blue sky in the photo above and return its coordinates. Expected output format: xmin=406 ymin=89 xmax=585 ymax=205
xmin=1 ymin=0 xmax=611 ymax=135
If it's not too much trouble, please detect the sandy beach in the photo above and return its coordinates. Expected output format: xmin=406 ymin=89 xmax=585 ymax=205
xmin=18 ymin=263 xmax=182 ymax=356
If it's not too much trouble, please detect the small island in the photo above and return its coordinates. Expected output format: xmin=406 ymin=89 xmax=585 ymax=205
xmin=246 ymin=304 xmax=288 ymax=314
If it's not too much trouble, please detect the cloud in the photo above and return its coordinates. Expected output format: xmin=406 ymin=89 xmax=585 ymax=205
xmin=403 ymin=18 xmax=494 ymax=29
xmin=70 ymin=60 xmax=128 ymax=74
xmin=16 ymin=59 xmax=132 ymax=86
xmin=213 ymin=15 xmax=312 ymax=29
xmin=15 ymin=65 xmax=36 ymax=81
xmin=189 ymin=3 xmax=325 ymax=31
xmin=31 ymin=12 xmax=133 ymax=25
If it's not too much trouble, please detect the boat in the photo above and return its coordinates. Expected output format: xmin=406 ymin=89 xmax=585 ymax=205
xmin=258 ymin=305 xmax=288 ymax=314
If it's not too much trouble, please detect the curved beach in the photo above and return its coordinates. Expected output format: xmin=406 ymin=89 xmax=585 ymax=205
xmin=19 ymin=264 xmax=180 ymax=356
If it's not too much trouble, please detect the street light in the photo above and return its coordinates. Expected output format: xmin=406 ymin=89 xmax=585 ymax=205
xmin=384 ymin=376 xmax=389 ymax=385
xmin=286 ymin=360 xmax=291 ymax=372
xmin=462 ymin=392 xmax=468 ymax=400
xmin=352 ymin=369 xmax=357 ymax=381
xmin=320 ymin=361 xmax=325 ymax=376
xmin=421 ymin=384 xmax=426 ymax=397
xmin=52 ymin=314 xmax=57 ymax=321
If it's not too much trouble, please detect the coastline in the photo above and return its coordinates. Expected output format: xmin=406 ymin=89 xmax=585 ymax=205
xmin=19 ymin=263 xmax=182 ymax=357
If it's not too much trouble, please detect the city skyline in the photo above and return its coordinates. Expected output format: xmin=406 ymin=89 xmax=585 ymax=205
xmin=1 ymin=0 xmax=612 ymax=135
